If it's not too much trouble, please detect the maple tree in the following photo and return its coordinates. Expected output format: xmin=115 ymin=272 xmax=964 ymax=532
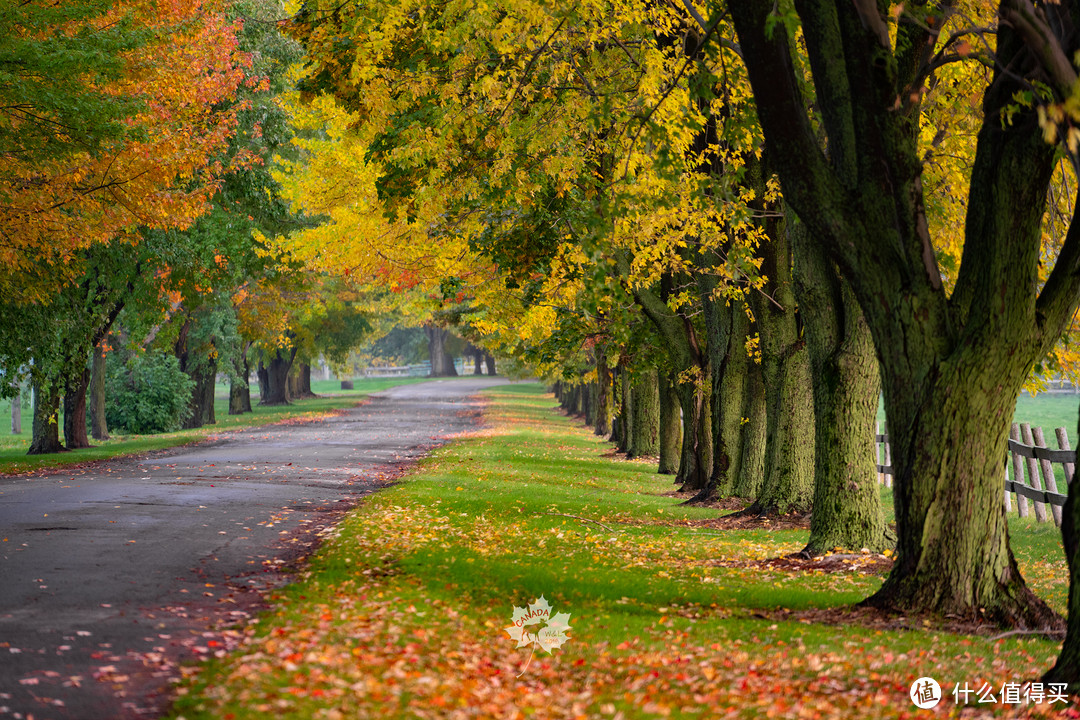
xmin=0 ymin=0 xmax=250 ymax=453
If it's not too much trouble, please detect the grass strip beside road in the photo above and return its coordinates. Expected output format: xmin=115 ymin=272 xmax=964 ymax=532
xmin=0 ymin=377 xmax=432 ymax=476
xmin=168 ymin=384 xmax=1069 ymax=720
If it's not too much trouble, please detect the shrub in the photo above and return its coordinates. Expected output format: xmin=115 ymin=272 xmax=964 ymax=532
xmin=105 ymin=352 xmax=193 ymax=434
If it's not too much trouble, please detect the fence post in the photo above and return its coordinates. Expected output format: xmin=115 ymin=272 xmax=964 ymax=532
xmin=1010 ymin=423 xmax=1029 ymax=518
xmin=1020 ymin=423 xmax=1048 ymax=523
xmin=1056 ymin=427 xmax=1075 ymax=517
xmin=1003 ymin=448 xmax=1012 ymax=513
xmin=1031 ymin=426 xmax=1063 ymax=527
xmin=876 ymin=421 xmax=881 ymax=484
xmin=883 ymin=422 xmax=892 ymax=488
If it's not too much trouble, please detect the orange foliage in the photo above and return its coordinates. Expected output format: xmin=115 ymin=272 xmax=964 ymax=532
xmin=0 ymin=0 xmax=247 ymax=277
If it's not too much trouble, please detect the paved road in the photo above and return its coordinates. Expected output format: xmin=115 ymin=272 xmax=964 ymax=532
xmin=0 ymin=377 xmax=509 ymax=720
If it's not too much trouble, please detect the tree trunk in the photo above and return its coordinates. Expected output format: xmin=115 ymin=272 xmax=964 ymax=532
xmin=584 ymin=381 xmax=598 ymax=428
xmin=229 ymin=343 xmax=252 ymax=415
xmin=733 ymin=358 xmax=767 ymax=499
xmin=712 ymin=303 xmax=751 ymax=498
xmin=674 ymin=369 xmax=713 ymax=492
xmin=728 ymin=0 xmax=1065 ymax=629
xmin=259 ymin=348 xmax=295 ymax=406
xmin=617 ymin=371 xmax=632 ymax=454
xmin=484 ymin=352 xmax=496 ymax=376
xmin=628 ymin=369 xmax=660 ymax=458
xmin=746 ymin=214 xmax=815 ymax=515
xmin=63 ymin=366 xmax=91 ymax=449
xmin=11 ymin=387 xmax=21 ymax=435
xmin=287 ymin=363 xmax=317 ymax=400
xmin=229 ymin=381 xmax=251 ymax=415
xmin=28 ymin=381 xmax=64 ymax=455
xmin=793 ymin=219 xmax=889 ymax=554
xmin=301 ymin=363 xmax=314 ymax=396
xmin=183 ymin=355 xmax=217 ymax=429
xmin=425 ymin=325 xmax=457 ymax=377
xmin=657 ymin=371 xmax=681 ymax=474
xmin=90 ymin=343 xmax=109 ymax=440
xmin=474 ymin=351 xmax=483 ymax=375
xmin=609 ymin=371 xmax=623 ymax=446
xmin=595 ymin=357 xmax=613 ymax=437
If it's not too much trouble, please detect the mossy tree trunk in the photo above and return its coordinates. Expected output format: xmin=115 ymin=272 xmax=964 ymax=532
xmin=734 ymin=357 xmax=767 ymax=499
xmin=616 ymin=371 xmax=632 ymax=454
xmin=595 ymin=356 xmax=613 ymax=437
xmin=712 ymin=302 xmax=750 ymax=498
xmin=792 ymin=218 xmax=888 ymax=554
xmin=730 ymin=1 xmax=1076 ymax=625
xmin=745 ymin=189 xmax=814 ymax=516
xmin=615 ymin=256 xmax=712 ymax=490
xmin=184 ymin=356 xmax=217 ymax=429
xmin=28 ymin=381 xmax=63 ymax=455
xmin=628 ymin=369 xmax=660 ymax=458
xmin=63 ymin=365 xmax=91 ymax=449
xmin=657 ymin=371 xmax=681 ymax=475
xmin=583 ymin=381 xmax=596 ymax=427
xmin=229 ymin=342 xmax=252 ymax=415
xmin=90 ymin=343 xmax=109 ymax=440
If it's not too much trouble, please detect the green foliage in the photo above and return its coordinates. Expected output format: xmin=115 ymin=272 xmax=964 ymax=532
xmin=0 ymin=0 xmax=146 ymax=164
xmin=105 ymin=352 xmax=194 ymax=434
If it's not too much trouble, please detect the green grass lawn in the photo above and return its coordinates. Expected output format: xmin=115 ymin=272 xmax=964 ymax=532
xmin=166 ymin=384 xmax=1070 ymax=720
xmin=0 ymin=376 xmax=433 ymax=475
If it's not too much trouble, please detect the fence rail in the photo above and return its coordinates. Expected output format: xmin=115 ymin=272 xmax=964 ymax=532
xmin=875 ymin=422 xmax=1074 ymax=527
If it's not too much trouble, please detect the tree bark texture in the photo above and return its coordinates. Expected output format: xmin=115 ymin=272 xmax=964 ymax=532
xmin=674 ymin=371 xmax=713 ymax=492
xmin=90 ymin=344 xmax=109 ymax=440
xmin=692 ymin=275 xmax=740 ymax=501
xmin=595 ymin=358 xmax=613 ymax=437
xmin=657 ymin=371 xmax=681 ymax=474
xmin=712 ymin=303 xmax=750 ymax=498
xmin=746 ymin=210 xmax=815 ymax=515
xmin=617 ymin=370 xmax=632 ymax=454
xmin=63 ymin=365 xmax=91 ymax=449
xmin=28 ymin=382 xmax=64 ymax=455
xmin=628 ymin=369 xmax=660 ymax=458
xmin=793 ymin=218 xmax=888 ymax=554
xmin=733 ymin=358 xmax=767 ymax=499
xmin=584 ymin=381 xmax=598 ymax=428
xmin=484 ymin=352 xmax=496 ymax=376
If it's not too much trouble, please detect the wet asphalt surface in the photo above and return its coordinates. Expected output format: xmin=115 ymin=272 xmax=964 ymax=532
xmin=0 ymin=377 xmax=509 ymax=720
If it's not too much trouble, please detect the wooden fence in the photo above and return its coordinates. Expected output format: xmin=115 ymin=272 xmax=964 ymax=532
xmin=875 ymin=422 xmax=1072 ymax=527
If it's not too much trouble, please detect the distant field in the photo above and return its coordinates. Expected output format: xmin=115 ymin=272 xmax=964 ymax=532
xmin=869 ymin=391 xmax=1080 ymax=447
